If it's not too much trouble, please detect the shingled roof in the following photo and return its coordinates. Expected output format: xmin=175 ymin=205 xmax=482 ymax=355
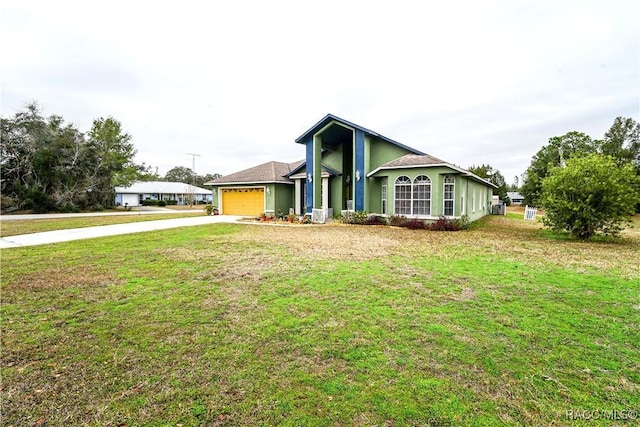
xmin=205 ymin=160 xmax=304 ymax=185
xmin=374 ymin=153 xmax=447 ymax=168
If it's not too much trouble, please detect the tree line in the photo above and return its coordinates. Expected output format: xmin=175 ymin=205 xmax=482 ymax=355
xmin=520 ymin=116 xmax=640 ymax=239
xmin=1 ymin=103 xmax=221 ymax=213
xmin=159 ymin=166 xmax=221 ymax=188
xmin=520 ymin=117 xmax=640 ymax=208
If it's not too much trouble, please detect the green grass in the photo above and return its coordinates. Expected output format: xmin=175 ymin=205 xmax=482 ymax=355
xmin=0 ymin=212 xmax=203 ymax=237
xmin=1 ymin=217 xmax=639 ymax=426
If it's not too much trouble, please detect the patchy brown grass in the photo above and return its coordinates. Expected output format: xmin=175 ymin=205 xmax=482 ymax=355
xmin=0 ymin=212 xmax=203 ymax=237
xmin=3 ymin=265 xmax=122 ymax=291
xmin=228 ymin=224 xmax=406 ymax=261
xmin=207 ymin=215 xmax=640 ymax=280
xmin=1 ymin=216 xmax=638 ymax=426
xmin=472 ymin=215 xmax=640 ymax=278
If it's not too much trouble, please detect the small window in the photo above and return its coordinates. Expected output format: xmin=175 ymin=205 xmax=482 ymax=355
xmin=472 ymin=189 xmax=476 ymax=213
xmin=381 ymin=178 xmax=388 ymax=215
xmin=444 ymin=176 xmax=454 ymax=216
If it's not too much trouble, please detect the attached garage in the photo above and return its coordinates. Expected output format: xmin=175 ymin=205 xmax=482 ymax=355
xmin=205 ymin=161 xmax=301 ymax=217
xmin=122 ymin=194 xmax=139 ymax=207
xmin=221 ymin=187 xmax=264 ymax=216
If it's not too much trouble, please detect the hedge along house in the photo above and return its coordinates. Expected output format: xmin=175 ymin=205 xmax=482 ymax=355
xmin=206 ymin=114 xmax=496 ymax=222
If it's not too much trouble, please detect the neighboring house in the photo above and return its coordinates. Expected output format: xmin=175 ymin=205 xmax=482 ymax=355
xmin=114 ymin=181 xmax=213 ymax=207
xmin=507 ymin=192 xmax=524 ymax=205
xmin=205 ymin=114 xmax=496 ymax=222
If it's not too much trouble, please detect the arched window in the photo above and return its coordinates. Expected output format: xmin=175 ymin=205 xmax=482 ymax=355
xmin=394 ymin=176 xmax=411 ymax=215
xmin=444 ymin=176 xmax=455 ymax=216
xmin=413 ymin=175 xmax=431 ymax=216
xmin=394 ymin=175 xmax=431 ymax=216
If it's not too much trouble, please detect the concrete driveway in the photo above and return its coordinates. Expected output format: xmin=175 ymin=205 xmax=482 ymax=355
xmin=0 ymin=206 xmax=198 ymax=221
xmin=0 ymin=215 xmax=242 ymax=248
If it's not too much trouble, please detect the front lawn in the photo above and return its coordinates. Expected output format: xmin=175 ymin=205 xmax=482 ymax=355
xmin=1 ymin=216 xmax=638 ymax=425
xmin=0 ymin=212 xmax=203 ymax=237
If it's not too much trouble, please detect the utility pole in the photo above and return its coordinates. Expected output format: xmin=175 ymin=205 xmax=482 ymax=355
xmin=185 ymin=153 xmax=201 ymax=207
xmin=185 ymin=153 xmax=201 ymax=185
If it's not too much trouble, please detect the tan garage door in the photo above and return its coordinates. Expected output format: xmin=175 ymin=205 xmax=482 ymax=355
xmin=222 ymin=188 xmax=264 ymax=216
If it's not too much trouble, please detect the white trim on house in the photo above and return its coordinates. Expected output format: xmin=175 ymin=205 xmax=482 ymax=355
xmin=443 ymin=175 xmax=455 ymax=217
xmin=289 ymin=171 xmax=333 ymax=180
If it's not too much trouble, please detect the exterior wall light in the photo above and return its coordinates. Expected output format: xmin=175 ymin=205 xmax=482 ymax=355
xmin=307 ymin=173 xmax=312 ymax=183
xmin=355 ymin=170 xmax=361 ymax=181
xmin=266 ymin=187 xmax=271 ymax=195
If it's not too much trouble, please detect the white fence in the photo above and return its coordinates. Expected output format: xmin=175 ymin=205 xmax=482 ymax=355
xmin=524 ymin=205 xmax=537 ymax=221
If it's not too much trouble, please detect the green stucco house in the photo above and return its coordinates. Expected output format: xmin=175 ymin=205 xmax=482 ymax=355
xmin=205 ymin=114 xmax=496 ymax=222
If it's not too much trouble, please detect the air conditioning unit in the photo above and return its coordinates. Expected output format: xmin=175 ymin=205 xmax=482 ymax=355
xmin=312 ymin=208 xmax=325 ymax=223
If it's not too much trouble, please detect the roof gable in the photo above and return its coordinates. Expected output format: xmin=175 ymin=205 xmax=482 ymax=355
xmin=295 ymin=114 xmax=424 ymax=155
xmin=287 ymin=162 xmax=341 ymax=179
xmin=368 ymin=154 xmax=497 ymax=188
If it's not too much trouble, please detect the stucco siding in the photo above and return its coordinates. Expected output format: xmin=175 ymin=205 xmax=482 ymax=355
xmin=463 ymin=178 xmax=492 ymax=222
xmin=369 ymin=166 xmax=493 ymax=221
xmin=367 ymin=178 xmax=382 ymax=213
xmin=322 ymin=145 xmax=344 ymax=174
xmin=368 ymin=137 xmax=415 ymax=170
xmin=274 ymin=184 xmax=294 ymax=216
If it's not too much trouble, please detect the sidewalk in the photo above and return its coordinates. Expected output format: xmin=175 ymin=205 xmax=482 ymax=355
xmin=0 ymin=215 xmax=242 ymax=249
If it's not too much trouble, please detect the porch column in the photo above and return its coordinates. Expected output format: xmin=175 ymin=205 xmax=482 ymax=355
xmin=354 ymin=129 xmax=365 ymax=211
xmin=313 ymin=134 xmax=322 ymax=209
xmin=322 ymin=176 xmax=329 ymax=209
xmin=294 ymin=179 xmax=301 ymax=215
xmin=304 ymin=135 xmax=314 ymax=214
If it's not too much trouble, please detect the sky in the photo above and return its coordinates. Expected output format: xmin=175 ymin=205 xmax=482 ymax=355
xmin=2 ymin=0 xmax=638 ymax=185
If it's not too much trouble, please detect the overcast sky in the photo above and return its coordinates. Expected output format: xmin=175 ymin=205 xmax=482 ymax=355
xmin=2 ymin=0 xmax=638 ymax=184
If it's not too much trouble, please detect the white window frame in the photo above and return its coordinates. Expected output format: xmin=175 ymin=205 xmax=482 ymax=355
xmin=381 ymin=178 xmax=388 ymax=215
xmin=394 ymin=176 xmax=412 ymax=215
xmin=443 ymin=176 xmax=455 ymax=217
xmin=412 ymin=175 xmax=431 ymax=216
xmin=472 ymin=189 xmax=476 ymax=213
xmin=394 ymin=175 xmax=431 ymax=217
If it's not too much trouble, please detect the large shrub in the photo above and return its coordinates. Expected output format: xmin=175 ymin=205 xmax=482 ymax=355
xmin=388 ymin=215 xmax=407 ymax=227
xmin=402 ymin=218 xmax=427 ymax=230
xmin=23 ymin=188 xmax=55 ymax=213
xmin=364 ymin=215 xmax=388 ymax=225
xmin=540 ymin=154 xmax=640 ymax=239
xmin=427 ymin=216 xmax=464 ymax=231
xmin=341 ymin=210 xmax=368 ymax=225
